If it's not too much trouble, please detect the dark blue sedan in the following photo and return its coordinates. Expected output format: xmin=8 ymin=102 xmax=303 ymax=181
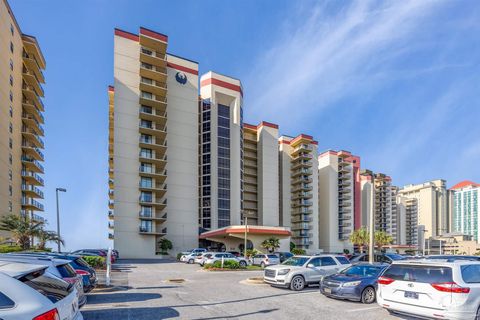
xmin=320 ymin=263 xmax=388 ymax=304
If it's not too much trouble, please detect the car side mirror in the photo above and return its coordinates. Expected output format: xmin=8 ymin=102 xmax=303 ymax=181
xmin=307 ymin=263 xmax=314 ymax=268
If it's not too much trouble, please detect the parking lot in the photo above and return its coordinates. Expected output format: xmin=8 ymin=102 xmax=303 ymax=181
xmin=82 ymin=260 xmax=409 ymax=320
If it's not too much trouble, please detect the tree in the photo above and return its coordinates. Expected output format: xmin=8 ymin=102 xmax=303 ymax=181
xmin=37 ymin=229 xmax=64 ymax=251
xmin=349 ymin=227 xmax=369 ymax=253
xmin=291 ymin=248 xmax=306 ymax=255
xmin=374 ymin=230 xmax=393 ymax=250
xmin=261 ymin=237 xmax=280 ymax=253
xmin=290 ymin=241 xmax=296 ymax=252
xmin=158 ymin=238 xmax=173 ymax=253
xmin=0 ymin=214 xmax=44 ymax=250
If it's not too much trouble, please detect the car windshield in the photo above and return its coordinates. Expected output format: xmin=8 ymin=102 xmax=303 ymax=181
xmin=342 ymin=265 xmax=383 ymax=277
xmin=267 ymin=255 xmax=278 ymax=259
xmin=282 ymin=257 xmax=309 ymax=266
xmin=385 ymin=254 xmax=406 ymax=261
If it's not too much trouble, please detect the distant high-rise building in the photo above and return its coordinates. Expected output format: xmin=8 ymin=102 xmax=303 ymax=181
xmin=318 ymin=150 xmax=361 ymax=252
xmin=396 ymin=196 xmax=419 ymax=246
xmin=399 ymin=179 xmax=451 ymax=239
xmin=451 ymin=180 xmax=480 ymax=243
xmin=0 ymin=0 xmax=46 ymax=235
xmin=279 ymin=135 xmax=319 ymax=253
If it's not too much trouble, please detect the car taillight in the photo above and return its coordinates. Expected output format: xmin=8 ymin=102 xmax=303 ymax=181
xmin=378 ymin=276 xmax=395 ymax=285
xmin=64 ymin=277 xmax=77 ymax=284
xmin=431 ymin=282 xmax=470 ymax=293
xmin=76 ymin=269 xmax=90 ymax=276
xmin=33 ymin=308 xmax=60 ymax=320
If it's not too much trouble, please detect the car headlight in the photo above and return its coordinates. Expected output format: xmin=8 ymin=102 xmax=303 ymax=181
xmin=342 ymin=281 xmax=361 ymax=287
xmin=277 ymin=269 xmax=290 ymax=276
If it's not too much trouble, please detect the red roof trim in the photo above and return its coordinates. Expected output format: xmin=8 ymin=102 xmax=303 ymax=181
xmin=259 ymin=121 xmax=279 ymax=129
xmin=200 ymin=78 xmax=243 ymax=96
xmin=167 ymin=62 xmax=198 ymax=75
xmin=450 ymin=180 xmax=480 ymax=190
xmin=244 ymin=123 xmax=257 ymax=130
xmin=139 ymin=27 xmax=168 ymax=43
xmin=114 ymin=28 xmax=139 ymax=41
xmin=311 ymin=140 xmax=318 ymax=145
xmin=290 ymin=134 xmax=314 ymax=146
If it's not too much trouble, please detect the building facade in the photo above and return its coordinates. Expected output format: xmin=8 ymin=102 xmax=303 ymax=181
xmin=1 ymin=0 xmax=46 ymax=237
xmin=279 ymin=135 xmax=319 ymax=253
xmin=318 ymin=150 xmax=361 ymax=252
xmin=399 ymin=179 xmax=451 ymax=239
xmin=451 ymin=180 xmax=480 ymax=243
xmin=110 ymin=27 xmax=199 ymax=258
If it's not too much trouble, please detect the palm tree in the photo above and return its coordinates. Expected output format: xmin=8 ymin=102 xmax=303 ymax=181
xmin=349 ymin=227 xmax=369 ymax=253
xmin=0 ymin=214 xmax=44 ymax=250
xmin=261 ymin=237 xmax=280 ymax=253
xmin=37 ymin=229 xmax=64 ymax=251
xmin=374 ymin=230 xmax=393 ymax=251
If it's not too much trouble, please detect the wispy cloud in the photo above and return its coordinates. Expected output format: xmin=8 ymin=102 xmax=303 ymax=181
xmin=245 ymin=0 xmax=446 ymax=124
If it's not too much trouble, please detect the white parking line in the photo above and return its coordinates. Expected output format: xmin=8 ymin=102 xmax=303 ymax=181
xmin=346 ymin=306 xmax=381 ymax=312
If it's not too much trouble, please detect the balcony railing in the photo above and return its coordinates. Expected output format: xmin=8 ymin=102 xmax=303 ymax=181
xmin=22 ymin=142 xmax=44 ymax=160
xmin=22 ymin=197 xmax=44 ymax=211
xmin=22 ymin=112 xmax=45 ymax=135
xmin=21 ymin=170 xmax=44 ymax=185
xmin=21 ymin=184 xmax=44 ymax=198
xmin=21 ymin=156 xmax=44 ymax=172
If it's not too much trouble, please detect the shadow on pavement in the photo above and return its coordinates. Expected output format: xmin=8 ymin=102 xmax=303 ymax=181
xmin=135 ymin=286 xmax=179 ymax=290
xmin=117 ymin=259 xmax=177 ymax=264
xmin=191 ymin=308 xmax=279 ymax=319
xmin=82 ymin=307 xmax=179 ymax=320
xmin=86 ymin=292 xmax=162 ymax=304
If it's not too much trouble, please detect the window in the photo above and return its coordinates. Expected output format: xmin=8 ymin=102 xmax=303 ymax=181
xmin=10 ymin=41 xmax=13 ymax=53
xmin=382 ymin=265 xmax=453 ymax=283
xmin=320 ymin=257 xmax=337 ymax=266
xmin=8 ymin=201 xmax=12 ymax=212
xmin=140 ymin=177 xmax=152 ymax=188
xmin=9 ymin=75 xmax=13 ymax=86
xmin=202 ymin=186 xmax=210 ymax=196
xmin=202 ymin=154 xmax=210 ymax=164
xmin=202 ymin=208 xmax=210 ymax=218
xmin=202 ymin=175 xmax=210 ymax=186
xmin=9 ymin=138 xmax=12 ymax=149
xmin=140 ymin=134 xmax=152 ymax=144
xmin=202 ymin=165 xmax=210 ymax=175
xmin=202 ymin=122 xmax=210 ymax=132
xmin=218 ymin=104 xmax=229 ymax=117
xmin=0 ymin=291 xmax=15 ymax=309
xmin=140 ymin=162 xmax=152 ymax=173
xmin=9 ymin=91 xmax=13 ymax=102
xmin=141 ymin=62 xmax=152 ymax=70
xmin=141 ymin=91 xmax=153 ymax=99
xmin=461 ymin=265 xmax=480 ymax=283
xmin=10 ymin=23 xmax=14 ymax=35
xmin=8 ymin=170 xmax=12 ymax=181
xmin=9 ymin=154 xmax=12 ymax=165
xmin=140 ymin=119 xmax=152 ymax=128
xmin=140 ymin=206 xmax=152 ymax=217
xmin=140 ymin=105 xmax=152 ymax=114
xmin=202 ymin=133 xmax=210 ymax=143
xmin=141 ymin=47 xmax=153 ymax=55
xmin=140 ymin=148 xmax=152 ymax=158
xmin=9 ymin=185 xmax=12 ymax=196
xmin=9 ymin=123 xmax=12 ymax=133
xmin=218 ymin=127 xmax=229 ymax=138
xmin=141 ymin=77 xmax=153 ymax=84
xmin=218 ymin=117 xmax=230 ymax=128
xmin=9 ymin=106 xmax=13 ymax=117
xmin=202 ymin=144 xmax=210 ymax=153
xmin=9 ymin=59 xmax=13 ymax=71
xmin=140 ymin=191 xmax=152 ymax=202
xmin=202 ymin=112 xmax=210 ymax=122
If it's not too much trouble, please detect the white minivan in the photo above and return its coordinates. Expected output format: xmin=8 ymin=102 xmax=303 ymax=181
xmin=377 ymin=259 xmax=480 ymax=319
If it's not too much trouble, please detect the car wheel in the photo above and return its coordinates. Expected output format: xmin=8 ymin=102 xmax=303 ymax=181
xmin=260 ymin=262 xmax=265 ymax=268
xmin=239 ymin=260 xmax=247 ymax=267
xmin=188 ymin=259 xmax=194 ymax=264
xmin=290 ymin=275 xmax=305 ymax=291
xmin=361 ymin=287 xmax=376 ymax=304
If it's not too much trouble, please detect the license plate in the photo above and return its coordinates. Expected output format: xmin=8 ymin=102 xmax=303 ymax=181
xmin=324 ymin=287 xmax=332 ymax=294
xmin=404 ymin=291 xmax=419 ymax=299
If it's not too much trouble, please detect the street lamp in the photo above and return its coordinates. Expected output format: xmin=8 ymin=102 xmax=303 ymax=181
xmin=242 ymin=210 xmax=255 ymax=259
xmin=55 ymin=188 xmax=67 ymax=252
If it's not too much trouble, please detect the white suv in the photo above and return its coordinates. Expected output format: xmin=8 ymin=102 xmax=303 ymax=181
xmin=377 ymin=259 xmax=480 ymax=319
xmin=264 ymin=255 xmax=351 ymax=291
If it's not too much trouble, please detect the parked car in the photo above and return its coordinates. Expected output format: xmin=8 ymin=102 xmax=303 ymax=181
xmin=252 ymin=254 xmax=280 ymax=268
xmin=195 ymin=252 xmax=214 ymax=266
xmin=264 ymin=255 xmax=352 ymax=291
xmin=0 ymin=254 xmax=87 ymax=308
xmin=349 ymin=253 xmax=406 ymax=264
xmin=227 ymin=251 xmax=241 ymax=257
xmin=19 ymin=252 xmax=98 ymax=292
xmin=181 ymin=252 xmax=203 ymax=264
xmin=204 ymin=253 xmax=248 ymax=267
xmin=274 ymin=252 xmax=293 ymax=263
xmin=71 ymin=249 xmax=115 ymax=263
xmin=377 ymin=259 xmax=480 ymax=319
xmin=0 ymin=261 xmax=83 ymax=320
xmin=320 ymin=263 xmax=388 ymax=303
xmin=427 ymin=255 xmax=480 ymax=261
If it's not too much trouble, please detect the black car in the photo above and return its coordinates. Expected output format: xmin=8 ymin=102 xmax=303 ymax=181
xmin=20 ymin=252 xmax=97 ymax=292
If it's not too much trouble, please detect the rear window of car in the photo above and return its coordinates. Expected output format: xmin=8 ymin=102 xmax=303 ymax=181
xmin=267 ymin=255 xmax=278 ymax=259
xmin=335 ymin=256 xmax=350 ymax=265
xmin=461 ymin=265 xmax=480 ymax=283
xmin=383 ymin=265 xmax=453 ymax=283
xmin=57 ymin=263 xmax=77 ymax=278
xmin=20 ymin=272 xmax=73 ymax=303
xmin=0 ymin=291 xmax=15 ymax=309
xmin=75 ymin=257 xmax=90 ymax=268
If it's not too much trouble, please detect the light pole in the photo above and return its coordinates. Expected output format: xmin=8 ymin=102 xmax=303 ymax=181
xmin=55 ymin=188 xmax=67 ymax=252
xmin=368 ymin=173 xmax=375 ymax=264
xmin=242 ymin=210 xmax=254 ymax=259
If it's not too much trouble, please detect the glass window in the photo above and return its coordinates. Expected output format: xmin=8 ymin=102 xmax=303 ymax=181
xmin=335 ymin=256 xmax=351 ymax=265
xmin=140 ymin=191 xmax=152 ymax=202
xmin=202 ymin=144 xmax=210 ymax=153
xmin=140 ymin=206 xmax=152 ymax=217
xmin=140 ymin=163 xmax=152 ymax=173
xmin=202 ymin=112 xmax=210 ymax=122
xmin=320 ymin=257 xmax=337 ymax=266
xmin=140 ymin=148 xmax=152 ymax=158
xmin=0 ymin=291 xmax=14 ymax=309
xmin=202 ymin=154 xmax=210 ymax=164
xmin=218 ymin=117 xmax=230 ymax=128
xmin=141 ymin=91 xmax=153 ymax=99
xmin=309 ymin=258 xmax=322 ymax=267
xmin=202 ymin=165 xmax=210 ymax=175
xmin=140 ymin=119 xmax=152 ymax=128
xmin=140 ymin=177 xmax=152 ymax=188
xmin=202 ymin=133 xmax=210 ymax=143
xmin=140 ymin=134 xmax=152 ymax=143
xmin=218 ymin=104 xmax=229 ymax=117
xmin=382 ymin=265 xmax=452 ymax=283
xmin=218 ymin=127 xmax=229 ymax=138
xmin=461 ymin=265 xmax=480 ymax=283
xmin=140 ymin=105 xmax=152 ymax=114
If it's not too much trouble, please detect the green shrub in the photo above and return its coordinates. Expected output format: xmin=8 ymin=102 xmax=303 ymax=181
xmin=176 ymin=253 xmax=183 ymax=261
xmin=291 ymin=248 xmax=306 ymax=255
xmin=82 ymin=256 xmax=106 ymax=269
xmin=203 ymin=259 xmax=245 ymax=270
xmin=0 ymin=245 xmax=22 ymax=253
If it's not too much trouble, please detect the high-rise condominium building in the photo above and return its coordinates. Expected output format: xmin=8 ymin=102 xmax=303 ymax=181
xmin=242 ymin=122 xmax=279 ymax=226
xmin=318 ymin=150 xmax=361 ymax=252
xmin=279 ymin=135 xmax=319 ymax=253
xmin=198 ymin=72 xmax=244 ymax=231
xmin=110 ymin=27 xmax=199 ymax=258
xmin=451 ymin=180 xmax=480 ymax=243
xmin=396 ymin=197 xmax=419 ymax=246
xmin=0 ymin=0 xmax=46 ymax=236
xmin=399 ymin=179 xmax=451 ymax=239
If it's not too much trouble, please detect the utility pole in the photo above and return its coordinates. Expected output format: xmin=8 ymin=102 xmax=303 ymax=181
xmin=55 ymin=188 xmax=67 ymax=252
xmin=368 ymin=173 xmax=375 ymax=263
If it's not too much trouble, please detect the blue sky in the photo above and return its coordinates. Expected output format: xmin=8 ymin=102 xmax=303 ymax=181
xmin=9 ymin=1 xmax=480 ymax=250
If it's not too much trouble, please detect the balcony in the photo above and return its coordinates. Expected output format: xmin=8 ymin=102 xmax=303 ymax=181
xmin=139 ymin=32 xmax=167 ymax=55
xmin=244 ymin=151 xmax=257 ymax=160
xmin=139 ymin=226 xmax=167 ymax=236
xmin=21 ymin=184 xmax=44 ymax=199
xmin=22 ymin=100 xmax=44 ymax=124
xmin=22 ymin=197 xmax=44 ymax=211
xmin=22 ymin=113 xmax=44 ymax=137
xmin=22 ymin=52 xmax=45 ymax=83
xmin=108 ymin=179 xmax=114 ymax=188
xmin=291 ymin=144 xmax=313 ymax=156
xmin=108 ymin=200 xmax=114 ymax=209
xmin=139 ymin=122 xmax=167 ymax=140
xmin=291 ymin=223 xmax=313 ymax=231
xmin=294 ymin=239 xmax=313 ymax=247
xmin=22 ymin=68 xmax=44 ymax=97
xmin=338 ymin=165 xmax=351 ymax=173
xmin=140 ymin=63 xmax=168 ymax=84
xmin=108 ymin=222 xmax=114 ymax=229
xmin=21 ymin=143 xmax=44 ymax=162
xmin=292 ymin=192 xmax=313 ymax=200
xmin=338 ymin=187 xmax=351 ymax=194
xmin=291 ymin=200 xmax=313 ymax=208
xmin=291 ymin=215 xmax=313 ymax=223
xmin=291 ymin=159 xmax=312 ymax=170
xmin=291 ymin=153 xmax=313 ymax=162
xmin=21 ymin=170 xmax=44 ymax=186
xmin=139 ymin=212 xmax=167 ymax=222
xmin=338 ymin=214 xmax=352 ymax=220
xmin=21 ymin=156 xmax=44 ymax=173
xmin=108 ymin=189 xmax=114 ymax=199
xmin=292 ymin=208 xmax=313 ymax=215
xmin=139 ymin=106 xmax=167 ymax=126
xmin=139 ymin=93 xmax=167 ymax=111
xmin=338 ymin=173 xmax=350 ymax=180
xmin=139 ymin=138 xmax=167 ymax=155
xmin=22 ymin=129 xmax=44 ymax=149
xmin=108 ymin=210 xmax=114 ymax=220
xmin=291 ymin=169 xmax=312 ymax=178
xmin=140 ymin=48 xmax=167 ymax=68
xmin=108 ymin=233 xmax=114 ymax=240
xmin=338 ymin=180 xmax=351 ymax=188
xmin=139 ymin=153 xmax=167 ymax=169
xmin=292 ymin=184 xmax=313 ymax=192
xmin=291 ymin=176 xmax=312 ymax=185
xmin=139 ymin=196 xmax=168 ymax=209
xmin=22 ymin=84 xmax=44 ymax=112
xmin=244 ymin=142 xmax=257 ymax=152
xmin=140 ymin=79 xmax=167 ymax=98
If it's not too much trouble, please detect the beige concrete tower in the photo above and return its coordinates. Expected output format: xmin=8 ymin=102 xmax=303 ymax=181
xmin=279 ymin=134 xmax=319 ymax=253
xmin=111 ymin=27 xmax=199 ymax=258
xmin=0 ymin=0 xmax=46 ymax=236
xmin=243 ymin=122 xmax=279 ymax=226
xmin=199 ymin=72 xmax=243 ymax=230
